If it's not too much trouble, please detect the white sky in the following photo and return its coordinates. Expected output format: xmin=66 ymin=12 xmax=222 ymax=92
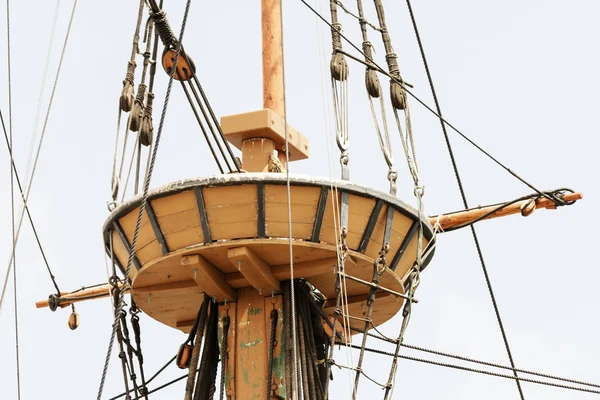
xmin=0 ymin=0 xmax=599 ymax=399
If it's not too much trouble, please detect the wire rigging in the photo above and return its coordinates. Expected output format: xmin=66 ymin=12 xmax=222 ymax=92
xmin=404 ymin=1 xmax=525 ymax=397
xmin=6 ymin=0 xmax=20 ymax=397
xmin=0 ymin=0 xmax=77 ymax=314
xmin=0 ymin=110 xmax=62 ymax=299
xmin=297 ymin=0 xmax=566 ymax=207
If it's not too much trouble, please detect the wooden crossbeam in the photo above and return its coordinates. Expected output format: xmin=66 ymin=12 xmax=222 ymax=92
xmin=181 ymin=254 xmax=237 ymax=301
xmin=227 ymin=246 xmax=280 ymax=294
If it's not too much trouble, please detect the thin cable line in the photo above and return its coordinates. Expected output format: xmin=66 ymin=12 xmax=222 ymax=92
xmin=297 ymin=0 xmax=557 ymax=204
xmin=404 ymin=1 xmax=524 ymax=397
xmin=0 ymin=0 xmax=77 ymax=314
xmin=6 ymin=0 xmax=20 ymax=396
xmin=279 ymin=0 xmax=301 ymax=397
xmin=0 ymin=110 xmax=61 ymax=298
xmin=338 ymin=342 xmax=600 ymax=395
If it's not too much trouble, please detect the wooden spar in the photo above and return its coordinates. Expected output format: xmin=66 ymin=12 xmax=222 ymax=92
xmin=262 ymin=0 xmax=284 ymax=116
xmin=35 ymin=283 xmax=126 ymax=309
xmin=428 ymin=192 xmax=583 ymax=231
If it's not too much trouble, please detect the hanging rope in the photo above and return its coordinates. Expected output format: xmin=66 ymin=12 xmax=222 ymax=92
xmin=194 ymin=301 xmax=219 ymax=400
xmin=219 ymin=311 xmax=230 ymax=400
xmin=267 ymin=308 xmax=278 ymax=400
xmin=185 ymin=295 xmax=209 ymax=400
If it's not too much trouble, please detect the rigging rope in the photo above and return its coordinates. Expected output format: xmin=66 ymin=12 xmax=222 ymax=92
xmin=404 ymin=1 xmax=525 ymax=397
xmin=0 ymin=0 xmax=77 ymax=314
xmin=337 ymin=342 xmax=600 ymax=395
xmin=298 ymin=0 xmax=567 ymax=207
xmin=6 ymin=0 xmax=20 ymax=397
xmin=0 ymin=111 xmax=62 ymax=300
xmin=96 ymin=1 xmax=193 ymax=398
xmin=279 ymin=1 xmax=301 ymax=398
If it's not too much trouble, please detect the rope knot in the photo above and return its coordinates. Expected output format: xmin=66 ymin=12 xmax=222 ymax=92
xmin=150 ymin=10 xmax=178 ymax=48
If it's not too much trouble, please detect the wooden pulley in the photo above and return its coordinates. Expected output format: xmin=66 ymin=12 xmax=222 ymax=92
xmin=330 ymin=52 xmax=349 ymax=82
xmin=176 ymin=343 xmax=193 ymax=369
xmin=390 ymin=81 xmax=406 ymax=110
xmin=162 ymin=48 xmax=196 ymax=81
xmin=68 ymin=312 xmax=80 ymax=330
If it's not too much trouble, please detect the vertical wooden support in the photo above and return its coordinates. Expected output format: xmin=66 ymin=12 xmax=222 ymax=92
xmin=262 ymin=0 xmax=284 ymax=116
xmin=236 ymin=287 xmax=268 ymax=399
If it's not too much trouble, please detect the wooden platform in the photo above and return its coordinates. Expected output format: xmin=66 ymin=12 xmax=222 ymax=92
xmin=102 ymin=174 xmax=435 ymax=333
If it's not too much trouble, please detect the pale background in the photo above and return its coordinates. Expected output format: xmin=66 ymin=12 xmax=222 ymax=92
xmin=0 ymin=0 xmax=598 ymax=399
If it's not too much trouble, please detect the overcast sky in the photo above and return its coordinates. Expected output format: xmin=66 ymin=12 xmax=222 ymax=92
xmin=0 ymin=0 xmax=599 ymax=399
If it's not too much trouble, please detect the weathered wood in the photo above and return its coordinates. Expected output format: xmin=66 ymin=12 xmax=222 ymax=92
xmin=236 ymin=287 xmax=268 ymax=398
xmin=429 ymin=192 xmax=583 ymax=231
xmin=262 ymin=0 xmax=284 ymax=116
xmin=228 ymin=246 xmax=281 ymax=294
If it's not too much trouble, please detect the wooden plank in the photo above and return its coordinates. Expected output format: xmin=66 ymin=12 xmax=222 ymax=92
xmin=135 ymin=279 xmax=197 ymax=294
xmin=228 ymin=247 xmax=280 ymax=294
xmin=181 ymin=255 xmax=237 ymax=301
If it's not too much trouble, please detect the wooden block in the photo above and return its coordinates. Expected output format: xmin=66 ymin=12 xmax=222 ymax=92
xmin=221 ymin=109 xmax=309 ymax=161
xmin=182 ymin=255 xmax=237 ymax=301
xmin=227 ymin=246 xmax=280 ymax=294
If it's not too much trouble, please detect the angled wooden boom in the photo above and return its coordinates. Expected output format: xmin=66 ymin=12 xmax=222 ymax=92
xmin=428 ymin=192 xmax=582 ymax=231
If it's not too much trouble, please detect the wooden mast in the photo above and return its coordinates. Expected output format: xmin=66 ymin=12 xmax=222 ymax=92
xmin=220 ymin=0 xmax=309 ymax=173
xmin=262 ymin=0 xmax=284 ymax=117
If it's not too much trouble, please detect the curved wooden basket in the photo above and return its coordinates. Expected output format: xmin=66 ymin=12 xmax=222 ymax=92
xmin=103 ymin=174 xmax=434 ymax=332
